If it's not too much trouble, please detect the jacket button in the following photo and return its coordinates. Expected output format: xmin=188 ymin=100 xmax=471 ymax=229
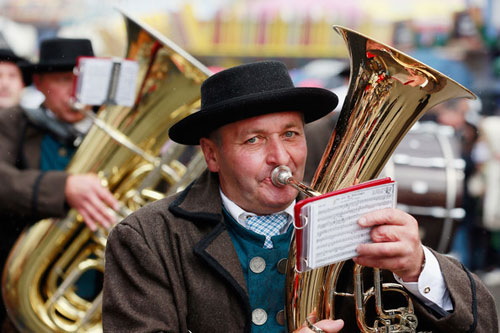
xmin=252 ymin=308 xmax=268 ymax=325
xmin=276 ymin=309 xmax=285 ymax=326
xmin=249 ymin=256 xmax=266 ymax=273
xmin=277 ymin=258 xmax=287 ymax=274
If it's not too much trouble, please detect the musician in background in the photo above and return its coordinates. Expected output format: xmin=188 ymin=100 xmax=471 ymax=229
xmin=0 ymin=48 xmax=30 ymax=110
xmin=0 ymin=38 xmax=119 ymax=328
xmin=470 ymin=115 xmax=500 ymax=284
xmin=425 ymin=98 xmax=487 ymax=272
xmin=103 ymin=61 xmax=497 ymax=332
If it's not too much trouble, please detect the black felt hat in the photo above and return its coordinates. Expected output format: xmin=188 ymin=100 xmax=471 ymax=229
xmin=30 ymin=38 xmax=94 ymax=73
xmin=169 ymin=61 xmax=338 ymax=145
xmin=0 ymin=48 xmax=26 ymax=64
xmin=0 ymin=48 xmax=32 ymax=85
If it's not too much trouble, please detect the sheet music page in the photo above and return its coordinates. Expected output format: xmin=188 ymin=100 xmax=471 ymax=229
xmin=76 ymin=58 xmax=113 ymax=105
xmin=114 ymin=60 xmax=139 ymax=107
xmin=306 ymin=182 xmax=397 ymax=269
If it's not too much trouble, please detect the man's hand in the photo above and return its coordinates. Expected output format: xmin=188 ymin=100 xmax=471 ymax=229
xmin=65 ymin=173 xmax=120 ymax=231
xmin=353 ymin=208 xmax=424 ymax=282
xmin=294 ymin=319 xmax=344 ymax=333
xmin=294 ymin=310 xmax=344 ymax=333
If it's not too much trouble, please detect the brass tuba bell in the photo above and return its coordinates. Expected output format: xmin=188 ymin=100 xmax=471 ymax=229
xmin=278 ymin=26 xmax=476 ymax=332
xmin=2 ymin=11 xmax=210 ymax=332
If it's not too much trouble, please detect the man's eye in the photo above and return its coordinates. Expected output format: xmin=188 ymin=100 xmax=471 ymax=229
xmin=284 ymin=131 xmax=295 ymax=138
xmin=247 ymin=136 xmax=258 ymax=144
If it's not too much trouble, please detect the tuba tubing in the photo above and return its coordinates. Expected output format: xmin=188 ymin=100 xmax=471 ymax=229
xmin=283 ymin=26 xmax=476 ymax=332
xmin=2 ymin=11 xmax=210 ymax=333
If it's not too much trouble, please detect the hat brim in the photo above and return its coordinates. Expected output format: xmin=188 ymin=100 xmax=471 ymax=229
xmin=28 ymin=62 xmax=76 ymax=73
xmin=0 ymin=54 xmax=26 ymax=63
xmin=169 ymin=87 xmax=338 ymax=145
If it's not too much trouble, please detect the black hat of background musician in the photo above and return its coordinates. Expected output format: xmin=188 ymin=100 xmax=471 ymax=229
xmin=0 ymin=48 xmax=27 ymax=64
xmin=168 ymin=60 xmax=339 ymax=145
xmin=0 ymin=48 xmax=32 ymax=86
xmin=30 ymin=38 xmax=94 ymax=73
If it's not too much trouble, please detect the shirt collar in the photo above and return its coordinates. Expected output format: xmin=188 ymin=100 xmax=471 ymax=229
xmin=219 ymin=188 xmax=295 ymax=233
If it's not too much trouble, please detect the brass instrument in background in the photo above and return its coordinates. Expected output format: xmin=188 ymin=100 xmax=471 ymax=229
xmin=274 ymin=26 xmax=476 ymax=332
xmin=2 ymin=11 xmax=210 ymax=332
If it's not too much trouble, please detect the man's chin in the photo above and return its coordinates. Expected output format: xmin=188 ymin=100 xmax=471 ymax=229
xmin=62 ymin=114 xmax=85 ymax=123
xmin=262 ymin=189 xmax=297 ymax=209
xmin=0 ymin=97 xmax=14 ymax=107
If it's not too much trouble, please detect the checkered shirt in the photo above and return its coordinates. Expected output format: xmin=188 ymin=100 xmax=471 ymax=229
xmin=246 ymin=213 xmax=289 ymax=249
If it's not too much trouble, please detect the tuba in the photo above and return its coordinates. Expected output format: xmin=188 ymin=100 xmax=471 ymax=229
xmin=275 ymin=26 xmax=476 ymax=332
xmin=2 ymin=11 xmax=210 ymax=332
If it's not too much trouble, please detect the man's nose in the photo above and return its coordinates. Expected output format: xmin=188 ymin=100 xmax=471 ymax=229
xmin=267 ymin=137 xmax=290 ymax=165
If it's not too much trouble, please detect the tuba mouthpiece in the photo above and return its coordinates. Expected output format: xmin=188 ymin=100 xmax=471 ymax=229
xmin=271 ymin=165 xmax=292 ymax=187
xmin=271 ymin=165 xmax=321 ymax=197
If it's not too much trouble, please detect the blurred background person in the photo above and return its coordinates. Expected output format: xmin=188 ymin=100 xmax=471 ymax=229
xmin=468 ymin=115 xmax=500 ymax=285
xmin=424 ymin=98 xmax=487 ymax=272
xmin=0 ymin=37 xmax=119 ymax=329
xmin=0 ymin=48 xmax=30 ymax=110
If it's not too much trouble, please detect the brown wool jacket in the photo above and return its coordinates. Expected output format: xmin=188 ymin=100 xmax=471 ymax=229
xmin=0 ymin=105 xmax=68 ymax=250
xmin=0 ymin=106 xmax=68 ymax=224
xmin=103 ymin=170 xmax=498 ymax=333
xmin=0 ymin=105 xmax=70 ymax=325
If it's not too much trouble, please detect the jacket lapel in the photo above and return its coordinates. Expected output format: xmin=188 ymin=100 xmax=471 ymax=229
xmin=194 ymin=222 xmax=249 ymax=298
xmin=170 ymin=170 xmax=250 ymax=305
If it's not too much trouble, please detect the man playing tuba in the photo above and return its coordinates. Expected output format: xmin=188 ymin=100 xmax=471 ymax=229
xmin=0 ymin=38 xmax=119 ymax=329
xmin=102 ymin=61 xmax=497 ymax=332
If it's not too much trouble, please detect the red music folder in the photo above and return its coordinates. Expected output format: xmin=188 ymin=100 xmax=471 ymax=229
xmin=293 ymin=177 xmax=396 ymax=272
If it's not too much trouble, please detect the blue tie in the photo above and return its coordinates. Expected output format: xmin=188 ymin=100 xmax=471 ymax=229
xmin=246 ymin=213 xmax=289 ymax=249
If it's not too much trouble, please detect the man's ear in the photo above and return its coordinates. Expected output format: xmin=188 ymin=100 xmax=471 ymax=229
xmin=199 ymin=137 xmax=220 ymax=173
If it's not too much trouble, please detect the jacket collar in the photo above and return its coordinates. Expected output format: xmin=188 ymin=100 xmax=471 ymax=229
xmin=169 ymin=170 xmax=252 ymax=326
xmin=169 ymin=169 xmax=223 ymax=224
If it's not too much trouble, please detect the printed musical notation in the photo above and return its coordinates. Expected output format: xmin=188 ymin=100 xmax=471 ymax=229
xmin=294 ymin=178 xmax=396 ymax=271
